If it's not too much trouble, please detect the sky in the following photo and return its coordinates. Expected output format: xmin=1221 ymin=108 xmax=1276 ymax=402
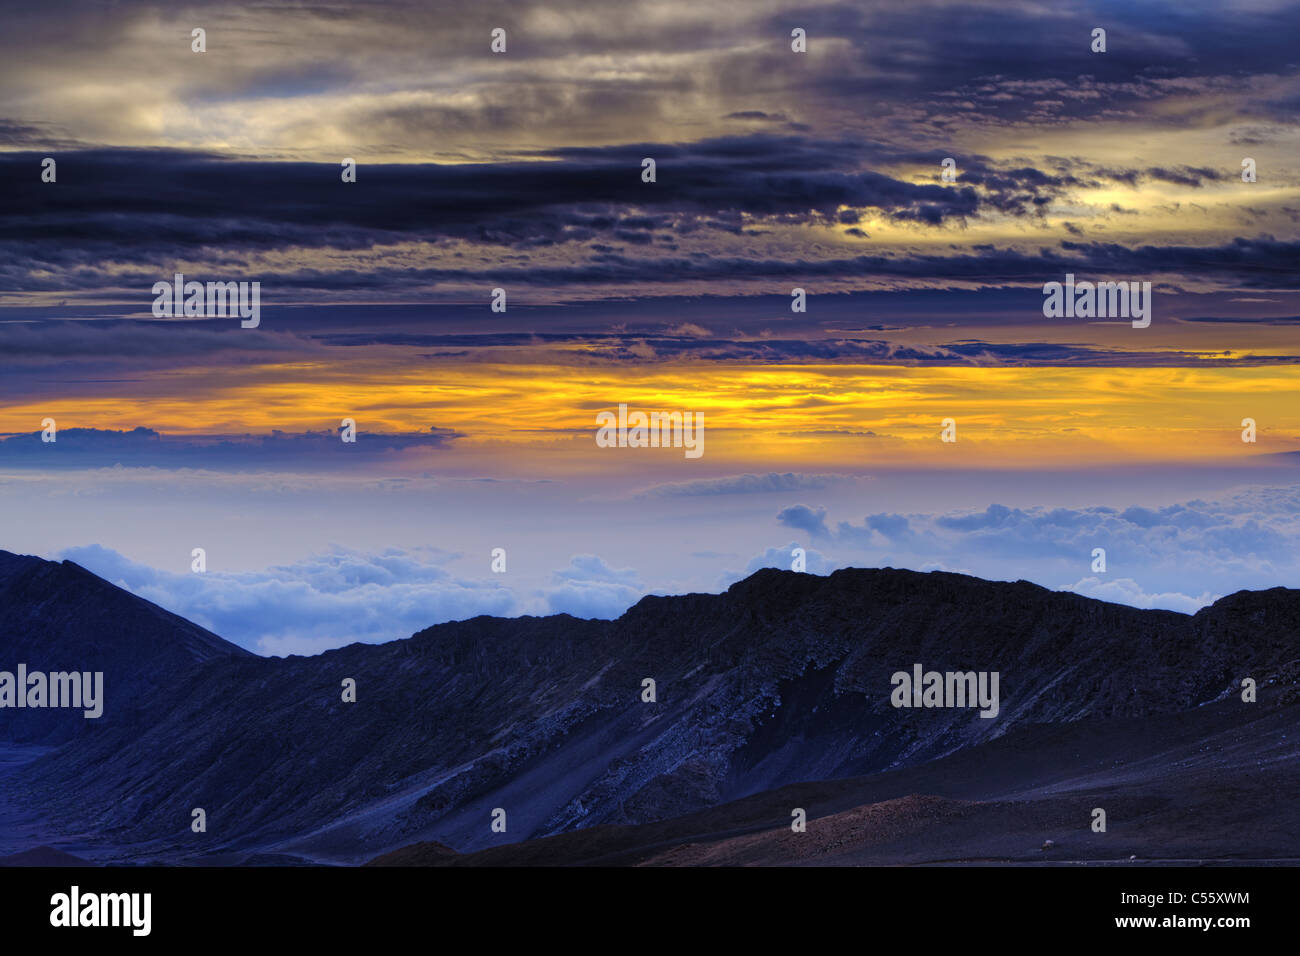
xmin=1 ymin=0 xmax=1299 ymax=654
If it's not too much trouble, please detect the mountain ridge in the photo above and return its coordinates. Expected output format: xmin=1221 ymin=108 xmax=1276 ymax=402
xmin=1 ymin=549 xmax=1296 ymax=864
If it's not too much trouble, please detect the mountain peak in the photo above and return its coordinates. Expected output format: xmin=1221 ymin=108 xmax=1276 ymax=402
xmin=0 ymin=548 xmax=250 ymax=744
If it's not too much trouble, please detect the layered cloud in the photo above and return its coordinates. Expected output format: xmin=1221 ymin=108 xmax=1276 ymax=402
xmin=545 ymin=553 xmax=646 ymax=619
xmin=638 ymin=472 xmax=863 ymax=497
xmin=3 ymin=144 xmax=1298 ymax=303
xmin=36 ymin=481 xmax=1300 ymax=658
xmin=3 ymin=0 xmax=1299 ymax=156
xmin=761 ymin=485 xmax=1300 ymax=611
xmin=55 ymin=543 xmax=650 ymax=655
xmin=0 ymin=426 xmax=462 ymax=470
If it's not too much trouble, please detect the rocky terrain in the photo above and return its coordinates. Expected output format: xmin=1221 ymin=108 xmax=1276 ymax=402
xmin=366 ymin=686 xmax=1300 ymax=866
xmin=0 ymin=548 xmax=1296 ymax=865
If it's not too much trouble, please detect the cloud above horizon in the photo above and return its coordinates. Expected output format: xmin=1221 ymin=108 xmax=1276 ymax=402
xmin=757 ymin=484 xmax=1300 ymax=611
xmin=33 ymin=481 xmax=1300 ymax=658
xmin=54 ymin=543 xmax=653 ymax=656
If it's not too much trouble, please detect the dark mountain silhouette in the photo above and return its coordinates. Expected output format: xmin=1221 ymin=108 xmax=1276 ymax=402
xmin=0 ymin=548 xmax=1296 ymax=865
xmin=0 ymin=551 xmax=249 ymax=744
xmin=0 ymin=845 xmax=90 ymax=867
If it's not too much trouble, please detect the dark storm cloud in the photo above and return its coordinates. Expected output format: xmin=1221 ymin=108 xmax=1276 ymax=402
xmin=7 ymin=230 xmax=1298 ymax=303
xmin=723 ymin=111 xmax=790 ymax=122
xmin=776 ymin=503 xmax=829 ymax=537
xmin=0 ymin=318 xmax=326 ymax=402
xmin=0 ymin=426 xmax=463 ymax=470
xmin=0 ymin=119 xmax=86 ymax=149
xmin=0 ymin=318 xmax=319 ymax=362
xmin=0 ymin=137 xmax=1068 ymax=275
xmin=0 ymin=1 xmax=1294 ymax=304
xmin=316 ymin=329 xmax=1300 ymax=367
xmin=1 ymin=130 xmax=1293 ymax=298
xmin=727 ymin=2 xmax=1300 ymax=133
xmin=261 ymin=236 xmax=1297 ymax=291
xmin=1143 ymin=166 xmax=1225 ymax=188
xmin=13 ymin=239 xmax=1300 ymax=311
